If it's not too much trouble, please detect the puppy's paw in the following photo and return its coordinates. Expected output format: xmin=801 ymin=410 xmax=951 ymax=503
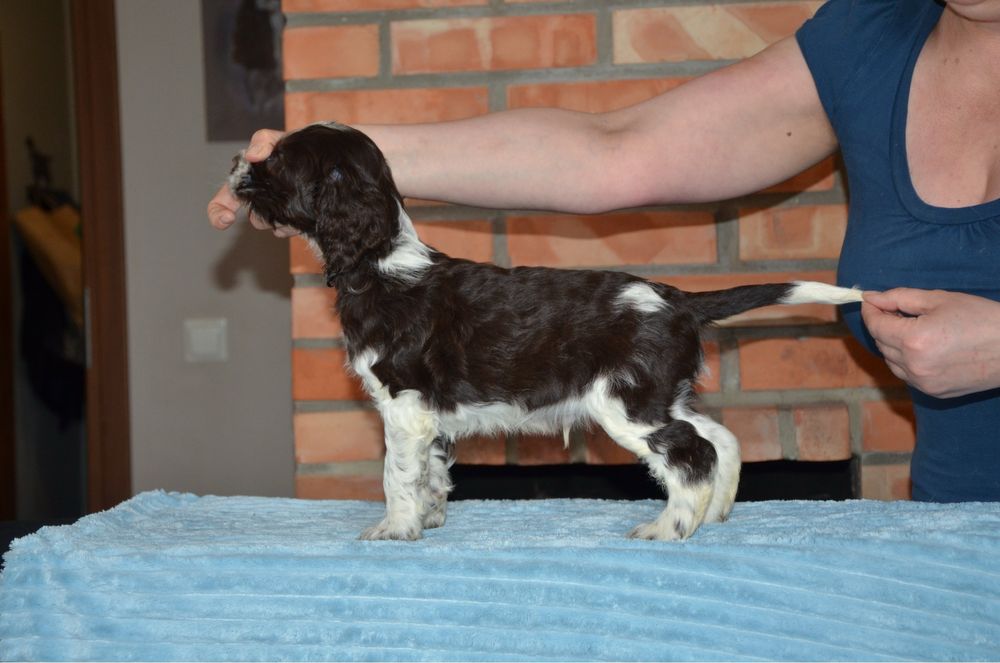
xmin=704 ymin=502 xmax=734 ymax=524
xmin=359 ymin=519 xmax=422 ymax=541
xmin=627 ymin=519 xmax=691 ymax=541
xmin=422 ymin=507 xmax=447 ymax=530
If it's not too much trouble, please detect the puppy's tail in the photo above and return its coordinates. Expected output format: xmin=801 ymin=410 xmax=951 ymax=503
xmin=684 ymin=281 xmax=863 ymax=325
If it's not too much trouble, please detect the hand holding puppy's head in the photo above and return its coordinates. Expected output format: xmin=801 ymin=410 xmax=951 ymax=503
xmin=229 ymin=123 xmax=402 ymax=283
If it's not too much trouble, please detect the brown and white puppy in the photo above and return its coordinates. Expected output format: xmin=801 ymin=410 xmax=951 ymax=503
xmin=230 ymin=123 xmax=863 ymax=541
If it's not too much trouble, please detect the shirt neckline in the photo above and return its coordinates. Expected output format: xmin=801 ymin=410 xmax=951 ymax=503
xmin=891 ymin=2 xmax=1000 ymax=224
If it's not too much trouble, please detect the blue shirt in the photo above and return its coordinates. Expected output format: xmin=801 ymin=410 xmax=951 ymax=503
xmin=797 ymin=0 xmax=1000 ymax=501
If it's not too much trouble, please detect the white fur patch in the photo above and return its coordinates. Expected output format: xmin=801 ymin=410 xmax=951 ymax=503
xmin=615 ymin=283 xmax=668 ymax=314
xmin=349 ymin=348 xmax=391 ymax=404
xmin=583 ymin=376 xmax=661 ymax=455
xmin=305 ymin=237 xmax=325 ymax=263
xmin=434 ymin=375 xmax=661 ymax=449
xmin=228 ymin=151 xmax=250 ymax=191
xmin=377 ymin=206 xmax=433 ymax=283
xmin=437 ymin=397 xmax=588 ymax=440
xmin=781 ymin=281 xmax=863 ymax=306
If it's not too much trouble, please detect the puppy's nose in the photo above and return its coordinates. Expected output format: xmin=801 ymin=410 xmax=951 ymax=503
xmin=228 ymin=150 xmax=252 ymax=193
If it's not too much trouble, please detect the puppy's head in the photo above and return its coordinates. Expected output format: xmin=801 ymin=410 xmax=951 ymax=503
xmin=229 ymin=123 xmax=402 ymax=284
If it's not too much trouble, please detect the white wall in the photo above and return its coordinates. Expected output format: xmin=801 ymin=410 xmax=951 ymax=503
xmin=116 ymin=0 xmax=294 ymax=497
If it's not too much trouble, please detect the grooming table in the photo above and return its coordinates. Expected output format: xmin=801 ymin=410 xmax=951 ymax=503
xmin=1 ymin=491 xmax=998 ymax=661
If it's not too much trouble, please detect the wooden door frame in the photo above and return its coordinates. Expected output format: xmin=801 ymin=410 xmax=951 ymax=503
xmin=71 ymin=0 xmax=131 ymax=513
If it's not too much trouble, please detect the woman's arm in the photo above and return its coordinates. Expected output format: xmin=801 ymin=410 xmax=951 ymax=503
xmin=208 ymin=36 xmax=836 ymax=228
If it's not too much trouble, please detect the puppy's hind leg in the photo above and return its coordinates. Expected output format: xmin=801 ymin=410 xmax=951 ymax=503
xmin=628 ymin=420 xmax=717 ymax=541
xmin=361 ymin=392 xmax=438 ymax=541
xmin=421 ymin=436 xmax=455 ymax=529
xmin=672 ymin=407 xmax=740 ymax=523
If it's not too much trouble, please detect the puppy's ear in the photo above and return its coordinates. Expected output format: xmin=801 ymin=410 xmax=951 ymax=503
xmin=314 ymin=172 xmax=399 ymax=285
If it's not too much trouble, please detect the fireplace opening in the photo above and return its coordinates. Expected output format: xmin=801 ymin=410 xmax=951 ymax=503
xmin=450 ymin=460 xmax=854 ymax=502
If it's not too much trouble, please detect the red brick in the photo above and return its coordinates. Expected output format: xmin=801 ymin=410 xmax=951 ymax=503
xmin=290 ymin=236 xmax=322 ymax=275
xmin=860 ymin=462 xmax=912 ymax=501
xmin=294 ymin=410 xmax=384 ymax=464
xmin=613 ymin=3 xmax=820 ymax=64
xmin=296 ymin=473 xmax=384 ymax=501
xmin=286 ymin=87 xmax=489 ymax=128
xmin=585 ymin=429 xmax=637 ymax=464
xmin=739 ymin=337 xmax=902 ymax=391
xmin=722 ymin=406 xmax=782 ymax=462
xmin=392 ymin=14 xmax=597 ymax=74
xmin=455 ymin=435 xmax=507 ymax=465
xmin=739 ymin=204 xmax=847 ymax=261
xmin=283 ymin=25 xmax=380 ymax=80
xmin=508 ymin=78 xmax=689 ymax=113
xmin=761 ymin=157 xmax=837 ymax=193
xmin=284 ymin=0 xmax=485 ymax=11
xmin=655 ymin=271 xmax=839 ymax=326
xmin=506 ymin=211 xmax=716 ymax=267
xmin=726 ymin=3 xmax=823 ymax=41
xmin=862 ymin=400 xmax=916 ymax=453
xmin=292 ymin=287 xmax=341 ymax=339
xmin=793 ymin=404 xmax=850 ymax=461
xmin=516 ymin=434 xmax=572 ymax=465
xmin=414 ymin=220 xmax=493 ymax=262
xmin=292 ymin=347 xmax=368 ymax=401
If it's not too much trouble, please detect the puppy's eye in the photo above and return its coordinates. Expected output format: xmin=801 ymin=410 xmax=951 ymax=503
xmin=329 ymin=168 xmax=343 ymax=182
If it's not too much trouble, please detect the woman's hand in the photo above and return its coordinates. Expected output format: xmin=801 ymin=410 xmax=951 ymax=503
xmin=206 ymin=129 xmax=299 ymax=236
xmin=862 ymin=288 xmax=1000 ymax=399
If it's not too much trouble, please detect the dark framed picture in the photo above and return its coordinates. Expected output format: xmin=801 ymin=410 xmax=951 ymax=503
xmin=202 ymin=0 xmax=285 ymax=142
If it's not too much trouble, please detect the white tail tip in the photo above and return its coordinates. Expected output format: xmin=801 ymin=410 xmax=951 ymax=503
xmin=781 ymin=281 xmax=864 ymax=306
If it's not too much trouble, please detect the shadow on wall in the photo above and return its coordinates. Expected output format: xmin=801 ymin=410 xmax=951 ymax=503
xmin=212 ymin=218 xmax=291 ymax=298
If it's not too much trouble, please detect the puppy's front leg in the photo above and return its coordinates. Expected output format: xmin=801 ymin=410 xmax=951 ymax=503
xmin=421 ymin=436 xmax=454 ymax=529
xmin=360 ymin=394 xmax=438 ymax=541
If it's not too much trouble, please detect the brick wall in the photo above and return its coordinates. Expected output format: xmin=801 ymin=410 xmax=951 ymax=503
xmin=281 ymin=0 xmax=915 ymax=501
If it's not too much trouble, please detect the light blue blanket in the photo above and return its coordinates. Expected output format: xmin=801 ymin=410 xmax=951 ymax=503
xmin=1 ymin=491 xmax=998 ymax=661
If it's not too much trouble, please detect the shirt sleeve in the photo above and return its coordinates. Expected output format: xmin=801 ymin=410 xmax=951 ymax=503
xmin=795 ymin=0 xmax=899 ymax=129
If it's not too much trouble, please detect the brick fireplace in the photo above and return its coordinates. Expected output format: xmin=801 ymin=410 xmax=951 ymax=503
xmin=280 ymin=0 xmax=915 ymax=502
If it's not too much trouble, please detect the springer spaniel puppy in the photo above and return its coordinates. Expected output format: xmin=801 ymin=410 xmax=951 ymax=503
xmin=230 ymin=123 xmax=863 ymax=541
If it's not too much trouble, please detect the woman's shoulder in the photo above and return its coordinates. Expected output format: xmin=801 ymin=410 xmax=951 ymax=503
xmin=797 ymin=0 xmax=934 ymax=120
xmin=800 ymin=0 xmax=925 ymax=41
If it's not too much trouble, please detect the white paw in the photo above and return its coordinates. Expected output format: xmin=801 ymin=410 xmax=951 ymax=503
xmin=627 ymin=517 xmax=693 ymax=541
xmin=422 ymin=506 xmax=447 ymax=529
xmin=704 ymin=501 xmax=734 ymax=524
xmin=359 ymin=519 xmax=422 ymax=541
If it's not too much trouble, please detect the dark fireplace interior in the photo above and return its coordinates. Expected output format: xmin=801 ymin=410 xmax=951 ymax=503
xmin=450 ymin=461 xmax=854 ymax=502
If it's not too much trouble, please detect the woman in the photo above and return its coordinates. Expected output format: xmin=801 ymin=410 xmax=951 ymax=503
xmin=208 ymin=0 xmax=1000 ymax=501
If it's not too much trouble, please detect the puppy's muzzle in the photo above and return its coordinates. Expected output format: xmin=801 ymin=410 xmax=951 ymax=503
xmin=228 ymin=151 xmax=252 ymax=194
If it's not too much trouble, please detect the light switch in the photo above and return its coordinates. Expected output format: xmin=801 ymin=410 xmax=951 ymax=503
xmin=184 ymin=318 xmax=228 ymax=362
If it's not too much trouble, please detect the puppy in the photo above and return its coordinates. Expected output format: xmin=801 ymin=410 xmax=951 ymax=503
xmin=230 ymin=123 xmax=863 ymax=541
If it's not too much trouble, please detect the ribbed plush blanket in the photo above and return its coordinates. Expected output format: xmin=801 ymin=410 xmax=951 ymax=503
xmin=1 ymin=491 xmax=998 ymax=661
